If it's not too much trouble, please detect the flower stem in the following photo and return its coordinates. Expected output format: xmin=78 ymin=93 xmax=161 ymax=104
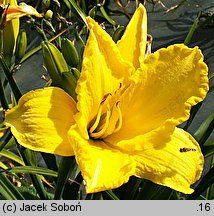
xmin=0 ymin=54 xmax=22 ymax=102
xmin=0 ymin=74 xmax=9 ymax=110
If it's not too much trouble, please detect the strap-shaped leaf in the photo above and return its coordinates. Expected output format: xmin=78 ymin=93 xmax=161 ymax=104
xmin=135 ymin=179 xmax=173 ymax=200
xmin=187 ymin=166 xmax=214 ymax=199
xmin=202 ymin=139 xmax=214 ymax=158
xmin=0 ymin=173 xmax=24 ymax=200
xmin=194 ymin=111 xmax=214 ymax=145
xmin=5 ymin=166 xmax=58 ymax=177
xmin=0 ymin=149 xmax=24 ymax=165
xmin=54 ymin=156 xmax=76 ymax=199
xmin=63 ymin=0 xmax=87 ymax=26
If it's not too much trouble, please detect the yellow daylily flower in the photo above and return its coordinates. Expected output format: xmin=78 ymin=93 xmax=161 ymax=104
xmin=5 ymin=5 xmax=209 ymax=194
xmin=0 ymin=0 xmax=42 ymax=22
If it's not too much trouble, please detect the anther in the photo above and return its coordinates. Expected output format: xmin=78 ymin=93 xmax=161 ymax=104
xmin=113 ymin=101 xmax=122 ymax=133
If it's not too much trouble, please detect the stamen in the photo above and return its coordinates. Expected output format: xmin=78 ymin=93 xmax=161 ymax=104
xmin=90 ymin=109 xmax=111 ymax=139
xmin=88 ymin=93 xmax=123 ymax=139
xmin=89 ymin=93 xmax=112 ymax=134
xmin=100 ymin=101 xmax=122 ymax=139
xmin=89 ymin=103 xmax=103 ymax=134
xmin=102 ymin=93 xmax=112 ymax=102
xmin=113 ymin=102 xmax=122 ymax=133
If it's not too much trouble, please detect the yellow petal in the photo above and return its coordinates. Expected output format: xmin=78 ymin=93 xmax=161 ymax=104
xmin=75 ymin=17 xmax=133 ymax=139
xmin=109 ymin=44 xmax=209 ymax=142
xmin=2 ymin=0 xmax=17 ymax=6
xmin=5 ymin=5 xmax=42 ymax=21
xmin=68 ymin=125 xmax=135 ymax=193
xmin=133 ymin=127 xmax=204 ymax=194
xmin=106 ymin=126 xmax=203 ymax=194
xmin=4 ymin=0 xmax=17 ymax=4
xmin=5 ymin=87 xmax=77 ymax=156
xmin=117 ymin=4 xmax=147 ymax=69
xmin=0 ymin=131 xmax=4 ymax=138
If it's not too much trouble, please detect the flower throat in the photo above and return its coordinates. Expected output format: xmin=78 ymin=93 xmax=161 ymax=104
xmin=88 ymin=92 xmax=123 ymax=140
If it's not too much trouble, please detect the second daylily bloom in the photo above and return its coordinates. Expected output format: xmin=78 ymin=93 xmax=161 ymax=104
xmin=5 ymin=5 xmax=209 ymax=194
xmin=0 ymin=0 xmax=42 ymax=22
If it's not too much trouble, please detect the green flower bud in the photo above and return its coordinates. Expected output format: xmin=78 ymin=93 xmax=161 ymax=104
xmin=44 ymin=10 xmax=53 ymax=20
xmin=61 ymin=38 xmax=79 ymax=68
xmin=62 ymin=68 xmax=80 ymax=100
xmin=41 ymin=41 xmax=69 ymax=87
xmin=15 ymin=29 xmax=27 ymax=63
xmin=88 ymin=6 xmax=97 ymax=18
xmin=112 ymin=26 xmax=125 ymax=43
xmin=2 ymin=0 xmax=19 ymax=66
xmin=2 ymin=21 xmax=19 ymax=66
xmin=42 ymin=0 xmax=50 ymax=10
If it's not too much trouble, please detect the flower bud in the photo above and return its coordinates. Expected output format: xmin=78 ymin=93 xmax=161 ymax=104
xmin=41 ymin=41 xmax=69 ymax=87
xmin=88 ymin=6 xmax=97 ymax=18
xmin=2 ymin=0 xmax=19 ymax=66
xmin=112 ymin=26 xmax=125 ymax=43
xmin=42 ymin=0 xmax=51 ymax=10
xmin=44 ymin=10 xmax=53 ymax=20
xmin=61 ymin=38 xmax=79 ymax=68
xmin=61 ymin=68 xmax=80 ymax=100
xmin=15 ymin=29 xmax=27 ymax=63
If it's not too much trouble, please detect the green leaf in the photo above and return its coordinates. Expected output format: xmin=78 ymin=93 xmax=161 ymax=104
xmin=0 ymin=74 xmax=9 ymax=110
xmin=54 ymin=156 xmax=76 ymax=200
xmin=74 ymin=26 xmax=86 ymax=58
xmin=0 ymin=54 xmax=22 ymax=102
xmin=183 ymin=102 xmax=202 ymax=131
xmin=209 ymin=84 xmax=214 ymax=93
xmin=17 ymin=186 xmax=54 ymax=200
xmin=205 ymin=156 xmax=214 ymax=199
xmin=5 ymin=166 xmax=58 ymax=177
xmin=62 ymin=170 xmax=83 ymax=200
xmin=187 ymin=166 xmax=214 ymax=200
xmin=63 ymin=0 xmax=87 ymax=26
xmin=0 ymin=149 xmax=24 ymax=166
xmin=104 ymin=190 xmax=119 ymax=200
xmin=86 ymin=192 xmax=104 ymax=200
xmin=135 ymin=179 xmax=174 ymax=200
xmin=202 ymin=139 xmax=214 ymax=158
xmin=17 ymin=145 xmax=49 ymax=200
xmin=2 ymin=136 xmax=17 ymax=150
xmin=194 ymin=111 xmax=214 ymax=145
xmin=184 ymin=15 xmax=199 ymax=45
xmin=209 ymin=72 xmax=214 ymax=80
xmin=0 ymin=173 xmax=25 ymax=200
xmin=0 ymin=130 xmax=13 ymax=152
xmin=20 ymin=45 xmax=41 ymax=64
xmin=17 ymin=186 xmax=39 ymax=200
xmin=120 ymin=176 xmax=142 ymax=199
xmin=0 ymin=161 xmax=7 ymax=169
xmin=99 ymin=5 xmax=117 ymax=26
xmin=41 ymin=152 xmax=58 ymax=172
